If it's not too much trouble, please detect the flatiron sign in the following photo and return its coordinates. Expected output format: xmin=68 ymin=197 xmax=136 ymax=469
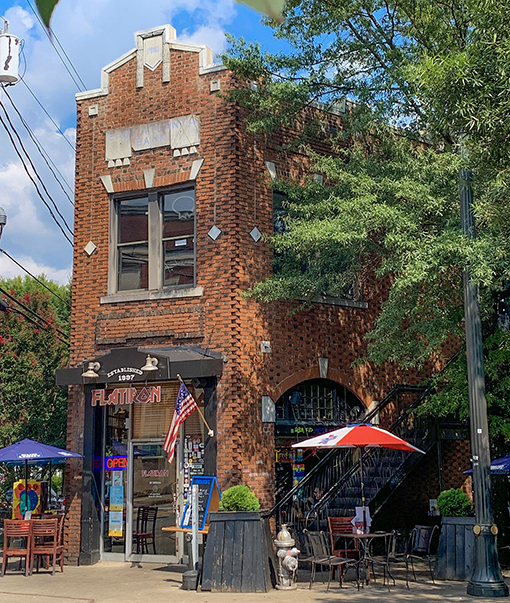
xmin=91 ymin=386 xmax=161 ymax=406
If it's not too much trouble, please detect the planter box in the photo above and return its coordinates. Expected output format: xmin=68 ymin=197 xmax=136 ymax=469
xmin=201 ymin=511 xmax=277 ymax=592
xmin=434 ymin=516 xmax=476 ymax=580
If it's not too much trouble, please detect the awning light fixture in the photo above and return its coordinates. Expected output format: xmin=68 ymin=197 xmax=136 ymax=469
xmin=82 ymin=362 xmax=101 ymax=378
xmin=141 ymin=355 xmax=159 ymax=372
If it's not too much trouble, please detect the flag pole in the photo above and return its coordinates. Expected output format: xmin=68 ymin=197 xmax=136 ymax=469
xmin=177 ymin=374 xmax=214 ymax=437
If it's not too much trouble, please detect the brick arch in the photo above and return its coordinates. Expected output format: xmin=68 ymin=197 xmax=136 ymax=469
xmin=271 ymin=367 xmax=369 ymax=408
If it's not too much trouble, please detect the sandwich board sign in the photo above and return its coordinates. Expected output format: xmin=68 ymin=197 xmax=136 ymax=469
xmin=180 ymin=476 xmax=221 ymax=531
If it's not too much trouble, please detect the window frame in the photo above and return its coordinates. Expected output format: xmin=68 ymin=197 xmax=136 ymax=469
xmin=108 ymin=186 xmax=196 ymax=295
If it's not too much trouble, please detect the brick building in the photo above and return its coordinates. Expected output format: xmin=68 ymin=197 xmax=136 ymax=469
xmin=57 ymin=24 xmax=468 ymax=565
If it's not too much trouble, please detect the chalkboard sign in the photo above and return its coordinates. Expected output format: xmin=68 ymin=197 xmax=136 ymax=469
xmin=180 ymin=476 xmax=221 ymax=531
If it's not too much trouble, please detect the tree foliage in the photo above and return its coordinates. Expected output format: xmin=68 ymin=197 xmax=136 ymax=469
xmin=0 ymin=275 xmax=70 ymax=448
xmin=223 ymin=0 xmax=510 ymax=369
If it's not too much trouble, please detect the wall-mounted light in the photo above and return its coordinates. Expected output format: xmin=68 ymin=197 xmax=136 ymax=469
xmin=82 ymin=361 xmax=101 ymax=378
xmin=141 ymin=355 xmax=158 ymax=372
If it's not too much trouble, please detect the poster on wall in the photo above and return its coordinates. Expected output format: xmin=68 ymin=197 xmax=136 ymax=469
xmin=12 ymin=480 xmax=41 ymax=519
xmin=109 ymin=511 xmax=123 ymax=537
xmin=108 ymin=470 xmax=124 ymax=536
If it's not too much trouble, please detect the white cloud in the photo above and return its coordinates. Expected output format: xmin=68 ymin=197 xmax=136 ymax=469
xmin=0 ymin=0 xmax=258 ymax=285
xmin=0 ymin=251 xmax=71 ymax=284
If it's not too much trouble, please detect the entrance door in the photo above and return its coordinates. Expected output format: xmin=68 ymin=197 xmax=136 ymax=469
xmin=126 ymin=441 xmax=179 ymax=563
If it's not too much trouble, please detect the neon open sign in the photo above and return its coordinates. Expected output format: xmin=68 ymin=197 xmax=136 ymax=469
xmin=105 ymin=456 xmax=128 ymax=471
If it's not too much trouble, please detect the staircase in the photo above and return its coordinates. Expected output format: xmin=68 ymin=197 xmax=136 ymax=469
xmin=270 ymin=382 xmax=441 ymax=531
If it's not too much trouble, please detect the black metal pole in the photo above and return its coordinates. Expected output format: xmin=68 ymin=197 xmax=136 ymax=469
xmin=24 ymin=459 xmax=28 ymax=519
xmin=460 ymin=167 xmax=508 ymax=597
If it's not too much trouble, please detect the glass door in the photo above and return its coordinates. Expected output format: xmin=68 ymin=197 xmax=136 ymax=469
xmin=127 ymin=441 xmax=179 ymax=563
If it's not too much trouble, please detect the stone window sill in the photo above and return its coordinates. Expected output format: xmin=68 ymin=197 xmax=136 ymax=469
xmin=100 ymin=286 xmax=204 ymax=304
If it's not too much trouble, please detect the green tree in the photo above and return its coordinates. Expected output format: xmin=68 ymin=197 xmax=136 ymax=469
xmin=222 ymin=0 xmax=510 ymax=368
xmin=0 ymin=275 xmax=70 ymax=448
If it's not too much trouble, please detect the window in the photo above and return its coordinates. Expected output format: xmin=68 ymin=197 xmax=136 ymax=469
xmin=113 ymin=186 xmax=195 ymax=293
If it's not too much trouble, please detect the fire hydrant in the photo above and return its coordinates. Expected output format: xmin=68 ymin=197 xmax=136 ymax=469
xmin=274 ymin=525 xmax=300 ymax=590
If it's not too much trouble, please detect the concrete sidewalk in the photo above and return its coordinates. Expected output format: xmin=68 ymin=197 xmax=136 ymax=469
xmin=0 ymin=561 xmax=508 ymax=603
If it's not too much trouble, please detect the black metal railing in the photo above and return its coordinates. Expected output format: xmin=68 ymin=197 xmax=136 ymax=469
xmin=270 ymin=383 xmax=424 ymax=529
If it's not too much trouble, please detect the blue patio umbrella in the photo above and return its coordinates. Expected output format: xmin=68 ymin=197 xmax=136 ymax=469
xmin=0 ymin=439 xmax=81 ymax=516
xmin=464 ymin=453 xmax=510 ymax=475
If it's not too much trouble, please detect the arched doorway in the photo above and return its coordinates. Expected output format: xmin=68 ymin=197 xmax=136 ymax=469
xmin=275 ymin=379 xmax=364 ymax=503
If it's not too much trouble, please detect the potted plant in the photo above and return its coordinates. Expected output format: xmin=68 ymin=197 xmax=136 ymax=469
xmin=218 ymin=485 xmax=261 ymax=512
xmin=434 ymin=488 xmax=476 ymax=580
xmin=202 ymin=484 xmax=276 ymax=592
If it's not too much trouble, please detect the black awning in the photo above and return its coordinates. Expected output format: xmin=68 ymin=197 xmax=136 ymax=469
xmin=56 ymin=345 xmax=223 ymax=386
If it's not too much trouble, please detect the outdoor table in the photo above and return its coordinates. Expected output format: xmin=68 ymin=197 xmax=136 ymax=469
xmin=336 ymin=531 xmax=392 ymax=586
xmin=161 ymin=525 xmax=209 ymax=535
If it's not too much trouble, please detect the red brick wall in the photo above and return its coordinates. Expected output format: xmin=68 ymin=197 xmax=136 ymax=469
xmin=67 ymin=39 xmax=462 ymax=556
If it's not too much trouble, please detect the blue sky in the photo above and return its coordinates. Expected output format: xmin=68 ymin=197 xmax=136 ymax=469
xmin=0 ymin=0 xmax=283 ymax=284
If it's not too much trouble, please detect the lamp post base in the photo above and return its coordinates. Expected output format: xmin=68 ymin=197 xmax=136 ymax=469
xmin=467 ymin=581 xmax=509 ymax=598
xmin=467 ymin=529 xmax=509 ymax=598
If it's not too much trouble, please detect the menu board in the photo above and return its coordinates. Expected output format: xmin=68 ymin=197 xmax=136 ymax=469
xmin=180 ymin=476 xmax=221 ymax=531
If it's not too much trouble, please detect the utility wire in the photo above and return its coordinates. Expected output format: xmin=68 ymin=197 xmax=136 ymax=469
xmin=20 ymin=80 xmax=76 ymax=152
xmin=0 ymin=248 xmax=71 ymax=308
xmin=0 ymin=104 xmax=74 ymax=241
xmin=26 ymin=0 xmax=87 ymax=92
xmin=2 ymin=86 xmax=74 ymax=205
xmin=0 ymin=286 xmax=69 ymax=341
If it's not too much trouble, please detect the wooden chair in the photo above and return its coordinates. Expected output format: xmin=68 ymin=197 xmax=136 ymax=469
xmin=1 ymin=519 xmax=32 ymax=577
xmin=327 ymin=516 xmax=359 ymax=559
xmin=29 ymin=518 xmax=63 ymax=575
xmin=133 ymin=506 xmax=158 ymax=554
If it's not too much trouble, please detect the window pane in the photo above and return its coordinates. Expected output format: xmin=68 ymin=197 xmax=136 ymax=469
xmin=162 ymin=189 xmax=195 ymax=239
xmin=118 ymin=243 xmax=148 ymax=291
xmin=162 ymin=188 xmax=195 ymax=287
xmin=163 ymin=240 xmax=194 ymax=287
xmin=118 ymin=197 xmax=148 ymax=244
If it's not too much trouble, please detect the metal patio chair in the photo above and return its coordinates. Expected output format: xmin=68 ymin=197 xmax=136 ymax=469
xmin=406 ymin=525 xmax=438 ymax=585
xmin=304 ymin=529 xmax=359 ymax=591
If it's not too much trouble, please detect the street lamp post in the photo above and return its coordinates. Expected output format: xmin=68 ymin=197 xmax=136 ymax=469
xmin=460 ymin=167 xmax=509 ymax=597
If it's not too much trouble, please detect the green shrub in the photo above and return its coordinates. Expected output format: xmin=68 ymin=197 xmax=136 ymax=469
xmin=437 ymin=488 xmax=472 ymax=517
xmin=219 ymin=485 xmax=261 ymax=512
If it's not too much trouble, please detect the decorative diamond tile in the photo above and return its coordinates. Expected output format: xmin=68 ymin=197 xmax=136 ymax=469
xmin=208 ymin=225 xmax=222 ymax=241
xmin=250 ymin=227 xmax=262 ymax=242
xmin=84 ymin=241 xmax=97 ymax=256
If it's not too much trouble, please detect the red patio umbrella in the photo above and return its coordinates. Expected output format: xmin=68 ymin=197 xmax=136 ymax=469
xmin=292 ymin=424 xmax=425 ymax=532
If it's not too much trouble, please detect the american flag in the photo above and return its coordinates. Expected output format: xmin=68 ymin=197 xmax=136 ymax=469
xmin=163 ymin=382 xmax=198 ymax=463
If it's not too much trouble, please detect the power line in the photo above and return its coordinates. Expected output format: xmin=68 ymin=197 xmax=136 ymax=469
xmin=20 ymin=80 xmax=76 ymax=152
xmin=0 ymin=285 xmax=69 ymax=341
xmin=2 ymin=86 xmax=74 ymax=205
xmin=0 ymin=111 xmax=73 ymax=245
xmin=0 ymin=101 xmax=74 ymax=238
xmin=26 ymin=0 xmax=87 ymax=92
xmin=0 ymin=247 xmax=71 ymax=308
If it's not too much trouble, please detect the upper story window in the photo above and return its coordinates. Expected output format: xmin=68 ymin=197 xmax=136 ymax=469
xmin=113 ymin=186 xmax=195 ymax=293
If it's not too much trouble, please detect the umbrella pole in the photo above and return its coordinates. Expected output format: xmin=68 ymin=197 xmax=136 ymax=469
xmin=24 ymin=459 xmax=28 ymax=519
xmin=49 ymin=460 xmax=52 ymax=510
xmin=360 ymin=448 xmax=366 ymax=533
